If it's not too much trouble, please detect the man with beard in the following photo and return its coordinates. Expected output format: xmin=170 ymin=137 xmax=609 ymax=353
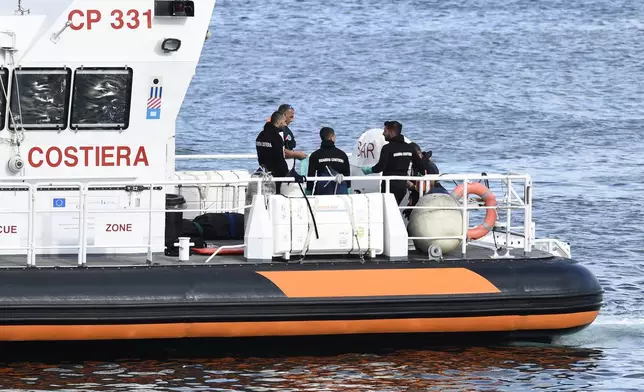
xmin=361 ymin=121 xmax=424 ymax=204
xmin=256 ymin=111 xmax=289 ymax=193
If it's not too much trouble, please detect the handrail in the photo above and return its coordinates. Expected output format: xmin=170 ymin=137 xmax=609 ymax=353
xmin=176 ymin=153 xmax=354 ymax=160
xmin=79 ymin=173 xmax=530 ymax=186
xmin=3 ymin=173 xmax=531 ymax=267
xmin=176 ymin=154 xmax=268 ymax=160
xmin=0 ymin=176 xmax=139 ymax=182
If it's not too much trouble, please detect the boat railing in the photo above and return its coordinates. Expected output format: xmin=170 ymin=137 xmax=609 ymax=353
xmin=175 ymin=153 xmax=281 ymax=160
xmin=0 ymin=171 xmax=532 ymax=267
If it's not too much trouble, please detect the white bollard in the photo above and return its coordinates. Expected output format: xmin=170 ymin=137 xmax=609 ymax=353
xmin=174 ymin=237 xmax=194 ymax=262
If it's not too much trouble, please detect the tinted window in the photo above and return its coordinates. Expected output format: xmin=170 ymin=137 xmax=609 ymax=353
xmin=0 ymin=68 xmax=7 ymax=130
xmin=9 ymin=68 xmax=71 ymax=130
xmin=70 ymin=68 xmax=133 ymax=130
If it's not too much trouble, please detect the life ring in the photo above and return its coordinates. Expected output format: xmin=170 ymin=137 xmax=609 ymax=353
xmin=451 ymin=182 xmax=497 ymax=240
xmin=192 ymin=246 xmax=244 ymax=256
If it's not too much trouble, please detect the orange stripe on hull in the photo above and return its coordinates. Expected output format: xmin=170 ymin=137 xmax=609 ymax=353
xmin=0 ymin=311 xmax=599 ymax=341
xmin=257 ymin=268 xmax=501 ymax=298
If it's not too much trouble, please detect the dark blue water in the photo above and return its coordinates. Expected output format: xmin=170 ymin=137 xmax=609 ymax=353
xmin=3 ymin=0 xmax=644 ymax=390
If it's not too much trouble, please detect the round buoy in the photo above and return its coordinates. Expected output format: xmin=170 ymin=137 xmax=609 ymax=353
xmin=407 ymin=193 xmax=463 ymax=254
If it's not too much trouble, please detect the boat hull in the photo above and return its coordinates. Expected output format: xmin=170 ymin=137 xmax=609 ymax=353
xmin=0 ymin=257 xmax=602 ymax=342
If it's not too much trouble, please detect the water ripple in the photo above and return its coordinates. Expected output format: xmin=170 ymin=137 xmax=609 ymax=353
xmin=3 ymin=0 xmax=644 ymax=390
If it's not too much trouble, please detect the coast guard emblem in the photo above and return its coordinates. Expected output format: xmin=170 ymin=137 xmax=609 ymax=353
xmin=147 ymin=77 xmax=163 ymax=120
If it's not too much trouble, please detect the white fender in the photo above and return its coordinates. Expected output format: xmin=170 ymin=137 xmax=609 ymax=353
xmin=407 ymin=193 xmax=464 ymax=255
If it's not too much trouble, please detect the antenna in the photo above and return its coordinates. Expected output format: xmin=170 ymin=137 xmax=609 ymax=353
xmin=15 ymin=0 xmax=30 ymax=15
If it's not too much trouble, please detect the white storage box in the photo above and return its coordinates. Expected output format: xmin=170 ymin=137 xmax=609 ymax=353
xmin=0 ymin=185 xmax=165 ymax=256
xmin=173 ymin=170 xmax=249 ymax=219
xmin=268 ymin=194 xmax=384 ymax=258
xmin=33 ymin=186 xmax=165 ymax=255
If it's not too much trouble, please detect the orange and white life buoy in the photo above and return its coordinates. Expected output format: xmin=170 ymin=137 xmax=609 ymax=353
xmin=451 ymin=182 xmax=497 ymax=240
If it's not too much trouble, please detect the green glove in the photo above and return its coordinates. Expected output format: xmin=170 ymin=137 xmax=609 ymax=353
xmin=305 ymin=189 xmax=312 ymax=196
xmin=361 ymin=166 xmax=373 ymax=175
xmin=298 ymin=156 xmax=309 ymax=175
xmin=347 ymin=187 xmax=353 ymax=194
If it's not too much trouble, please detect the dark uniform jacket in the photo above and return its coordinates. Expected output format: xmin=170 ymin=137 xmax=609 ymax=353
xmin=280 ymin=125 xmax=296 ymax=151
xmin=256 ymin=122 xmax=288 ymax=179
xmin=371 ymin=135 xmax=424 ymax=178
xmin=306 ymin=140 xmax=351 ymax=194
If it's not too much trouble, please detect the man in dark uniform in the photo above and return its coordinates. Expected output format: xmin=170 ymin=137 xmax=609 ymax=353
xmin=256 ymin=111 xmax=289 ymax=193
xmin=277 ymin=104 xmax=307 ymax=169
xmin=306 ymin=127 xmax=351 ymax=195
xmin=361 ymin=121 xmax=424 ymax=204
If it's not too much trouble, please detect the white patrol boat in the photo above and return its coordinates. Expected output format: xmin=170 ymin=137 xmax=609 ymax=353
xmin=0 ymin=0 xmax=601 ymax=343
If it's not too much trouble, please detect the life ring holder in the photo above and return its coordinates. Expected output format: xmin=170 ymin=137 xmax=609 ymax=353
xmin=451 ymin=182 xmax=497 ymax=240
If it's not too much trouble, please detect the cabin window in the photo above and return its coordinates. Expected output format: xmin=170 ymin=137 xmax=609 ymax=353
xmin=155 ymin=1 xmax=195 ymax=17
xmin=70 ymin=68 xmax=133 ymax=131
xmin=0 ymin=68 xmax=7 ymax=131
xmin=9 ymin=68 xmax=71 ymax=131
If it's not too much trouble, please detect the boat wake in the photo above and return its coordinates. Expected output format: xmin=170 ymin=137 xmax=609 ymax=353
xmin=554 ymin=315 xmax=644 ymax=349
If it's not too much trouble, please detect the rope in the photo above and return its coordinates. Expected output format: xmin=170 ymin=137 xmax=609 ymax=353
xmin=286 ymin=164 xmax=319 ymax=240
xmin=333 ymin=171 xmax=345 ymax=194
xmin=339 ymin=194 xmax=365 ymax=262
xmin=253 ymin=166 xmax=274 ymax=210
xmin=296 ymin=179 xmax=319 ymax=239
xmin=299 ymin=197 xmax=317 ymax=261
